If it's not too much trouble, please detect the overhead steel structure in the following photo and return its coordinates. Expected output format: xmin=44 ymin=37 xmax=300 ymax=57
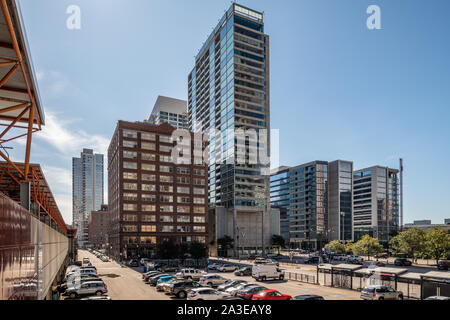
xmin=0 ymin=0 xmax=68 ymax=233
xmin=0 ymin=161 xmax=68 ymax=233
xmin=0 ymin=0 xmax=44 ymax=180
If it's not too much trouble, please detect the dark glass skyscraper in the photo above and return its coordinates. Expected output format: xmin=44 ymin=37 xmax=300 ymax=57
xmin=188 ymin=4 xmax=271 ymax=253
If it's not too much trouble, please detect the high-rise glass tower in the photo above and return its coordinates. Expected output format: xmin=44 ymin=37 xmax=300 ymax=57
xmin=271 ymin=161 xmax=329 ymax=249
xmin=188 ymin=4 xmax=270 ymax=254
xmin=353 ymin=166 xmax=399 ymax=244
xmin=73 ymin=148 xmax=104 ymax=245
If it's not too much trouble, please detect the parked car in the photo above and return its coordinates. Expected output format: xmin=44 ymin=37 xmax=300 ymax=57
xmin=218 ymin=296 xmax=245 ymax=300
xmin=437 ymin=260 xmax=449 ymax=271
xmin=128 ymin=259 xmax=140 ymax=267
xmin=217 ymin=280 xmax=247 ymax=292
xmin=156 ymin=276 xmax=177 ymax=291
xmin=161 ymin=265 xmax=179 ymax=273
xmin=292 ymin=295 xmax=325 ymax=300
xmin=149 ymin=273 xmax=171 ymax=286
xmin=360 ymin=285 xmax=403 ymax=300
xmin=140 ymin=258 xmax=151 ymax=266
xmin=394 ymin=258 xmax=412 ymax=266
xmin=424 ymin=296 xmax=450 ymax=300
xmin=225 ymin=283 xmax=259 ymax=296
xmin=348 ymin=255 xmax=364 ymax=262
xmin=347 ymin=258 xmax=364 ymax=265
xmin=64 ymin=280 xmax=108 ymax=299
xmin=199 ymin=275 xmax=229 ymax=287
xmin=368 ymin=261 xmax=386 ymax=269
xmin=252 ymin=264 xmax=284 ymax=281
xmin=143 ymin=271 xmax=161 ymax=281
xmin=266 ymin=259 xmax=279 ymax=266
xmin=82 ymin=258 xmax=90 ymax=264
xmin=65 ymin=275 xmax=101 ymax=289
xmin=66 ymin=267 xmax=97 ymax=278
xmin=170 ymin=281 xmax=202 ymax=299
xmin=254 ymin=257 xmax=269 ymax=264
xmin=187 ymin=288 xmax=230 ymax=300
xmin=80 ymin=295 xmax=111 ymax=300
xmin=176 ymin=268 xmax=206 ymax=280
xmin=207 ymin=263 xmax=220 ymax=270
xmin=218 ymin=264 xmax=238 ymax=272
xmin=377 ymin=252 xmax=390 ymax=259
xmin=235 ymin=285 xmax=267 ymax=300
xmin=99 ymin=255 xmax=109 ymax=262
xmin=252 ymin=290 xmax=292 ymax=301
xmin=234 ymin=266 xmax=252 ymax=276
xmin=153 ymin=263 xmax=168 ymax=270
xmin=304 ymin=256 xmax=320 ymax=264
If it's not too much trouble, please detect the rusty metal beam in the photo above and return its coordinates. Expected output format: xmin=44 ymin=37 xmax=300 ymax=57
xmin=0 ymin=61 xmax=17 ymax=67
xmin=0 ymin=128 xmax=39 ymax=143
xmin=0 ymin=105 xmax=29 ymax=139
xmin=0 ymin=102 xmax=29 ymax=115
xmin=0 ymin=149 xmax=24 ymax=177
xmin=3 ymin=167 xmax=20 ymax=185
xmin=0 ymin=63 xmax=19 ymax=87
xmin=24 ymin=103 xmax=34 ymax=177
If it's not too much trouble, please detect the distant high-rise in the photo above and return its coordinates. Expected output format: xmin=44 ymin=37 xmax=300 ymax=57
xmin=271 ymin=161 xmax=329 ymax=249
xmin=188 ymin=3 xmax=271 ymax=255
xmin=353 ymin=166 xmax=399 ymax=243
xmin=73 ymin=148 xmax=104 ymax=245
xmin=271 ymin=160 xmax=353 ymax=249
xmin=149 ymin=96 xmax=188 ymax=130
xmin=328 ymin=160 xmax=353 ymax=243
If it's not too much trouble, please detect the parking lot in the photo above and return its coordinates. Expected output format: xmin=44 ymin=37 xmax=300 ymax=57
xmin=73 ymin=250 xmax=361 ymax=300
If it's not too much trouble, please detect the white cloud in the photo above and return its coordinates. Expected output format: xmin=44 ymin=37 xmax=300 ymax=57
xmin=33 ymin=112 xmax=109 ymax=225
xmin=35 ymin=110 xmax=109 ymax=157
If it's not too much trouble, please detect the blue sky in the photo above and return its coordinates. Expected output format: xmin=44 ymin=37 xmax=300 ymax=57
xmin=11 ymin=0 xmax=450 ymax=224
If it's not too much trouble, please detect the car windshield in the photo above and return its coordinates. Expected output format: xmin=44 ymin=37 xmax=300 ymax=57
xmin=362 ymin=287 xmax=375 ymax=293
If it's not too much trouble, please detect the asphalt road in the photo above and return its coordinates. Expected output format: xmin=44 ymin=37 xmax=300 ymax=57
xmin=76 ymin=250 xmax=171 ymax=300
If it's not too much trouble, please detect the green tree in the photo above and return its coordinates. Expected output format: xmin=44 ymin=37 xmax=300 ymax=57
xmin=352 ymin=235 xmax=383 ymax=259
xmin=324 ymin=240 xmax=345 ymax=254
xmin=189 ymin=242 xmax=208 ymax=261
xmin=217 ymin=236 xmax=234 ymax=257
xmin=389 ymin=227 xmax=426 ymax=262
xmin=157 ymin=238 xmax=178 ymax=260
xmin=424 ymin=227 xmax=450 ymax=265
xmin=345 ymin=241 xmax=355 ymax=254
xmin=271 ymin=235 xmax=286 ymax=254
xmin=177 ymin=242 xmax=191 ymax=262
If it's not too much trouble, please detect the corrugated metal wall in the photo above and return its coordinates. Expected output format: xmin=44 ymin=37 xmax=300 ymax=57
xmin=0 ymin=192 xmax=68 ymax=300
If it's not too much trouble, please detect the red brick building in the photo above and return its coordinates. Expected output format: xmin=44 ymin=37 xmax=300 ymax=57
xmin=107 ymin=121 xmax=208 ymax=259
xmin=88 ymin=204 xmax=110 ymax=248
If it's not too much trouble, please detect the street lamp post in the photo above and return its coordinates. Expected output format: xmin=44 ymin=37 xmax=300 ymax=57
xmin=340 ymin=212 xmax=345 ymax=244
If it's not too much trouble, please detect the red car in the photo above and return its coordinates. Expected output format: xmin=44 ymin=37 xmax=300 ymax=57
xmin=252 ymin=290 xmax=292 ymax=301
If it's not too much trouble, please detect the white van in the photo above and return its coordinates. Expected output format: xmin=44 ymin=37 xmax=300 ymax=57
xmin=252 ymin=264 xmax=284 ymax=281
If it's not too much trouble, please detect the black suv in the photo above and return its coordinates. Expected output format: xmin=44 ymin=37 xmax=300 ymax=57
xmin=437 ymin=260 xmax=449 ymax=270
xmin=234 ymin=266 xmax=252 ymax=276
xmin=394 ymin=258 xmax=412 ymax=266
xmin=170 ymin=281 xmax=202 ymax=299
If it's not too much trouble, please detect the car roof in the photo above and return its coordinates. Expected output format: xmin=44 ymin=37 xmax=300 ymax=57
xmin=191 ymin=287 xmax=215 ymax=292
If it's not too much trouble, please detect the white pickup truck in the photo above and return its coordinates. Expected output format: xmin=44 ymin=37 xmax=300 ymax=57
xmin=176 ymin=268 xmax=207 ymax=280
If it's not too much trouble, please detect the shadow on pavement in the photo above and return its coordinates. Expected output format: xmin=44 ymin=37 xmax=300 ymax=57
xmin=98 ymin=273 xmax=121 ymax=278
